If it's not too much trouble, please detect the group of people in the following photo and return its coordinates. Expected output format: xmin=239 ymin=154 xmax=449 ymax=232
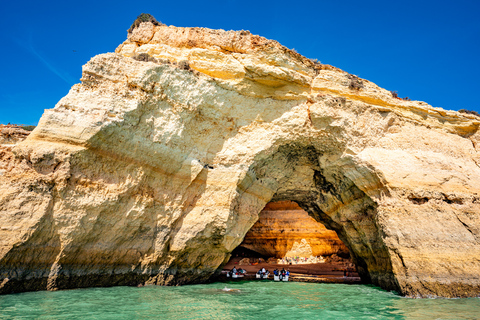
xmin=227 ymin=266 xmax=290 ymax=281
xmin=228 ymin=266 xmax=246 ymax=277
xmin=257 ymin=267 xmax=269 ymax=277
xmin=273 ymin=268 xmax=290 ymax=278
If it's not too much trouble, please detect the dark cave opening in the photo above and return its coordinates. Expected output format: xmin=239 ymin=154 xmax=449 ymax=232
xmin=222 ymin=201 xmax=360 ymax=281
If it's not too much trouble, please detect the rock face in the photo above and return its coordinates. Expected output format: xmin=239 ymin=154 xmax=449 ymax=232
xmin=0 ymin=125 xmax=31 ymax=145
xmin=1 ymin=21 xmax=480 ymax=298
xmin=240 ymin=201 xmax=349 ymax=258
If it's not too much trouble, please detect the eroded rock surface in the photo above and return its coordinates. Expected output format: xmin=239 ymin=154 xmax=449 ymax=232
xmin=0 ymin=125 xmax=31 ymax=145
xmin=1 ymin=21 xmax=480 ymax=297
xmin=240 ymin=201 xmax=349 ymax=258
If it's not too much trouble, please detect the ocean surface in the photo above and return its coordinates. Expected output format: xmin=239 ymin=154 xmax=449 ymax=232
xmin=1 ymin=281 xmax=479 ymax=319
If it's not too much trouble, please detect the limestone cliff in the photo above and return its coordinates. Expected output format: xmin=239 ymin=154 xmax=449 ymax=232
xmin=240 ymin=201 xmax=349 ymax=258
xmin=1 ymin=20 xmax=480 ymax=298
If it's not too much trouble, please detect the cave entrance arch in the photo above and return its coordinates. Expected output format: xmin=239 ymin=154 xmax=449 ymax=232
xmin=227 ymin=200 xmax=357 ymax=278
xmin=228 ymin=143 xmax=397 ymax=290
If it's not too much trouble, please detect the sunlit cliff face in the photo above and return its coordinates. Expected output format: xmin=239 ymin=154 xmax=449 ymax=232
xmin=1 ymin=21 xmax=480 ymax=298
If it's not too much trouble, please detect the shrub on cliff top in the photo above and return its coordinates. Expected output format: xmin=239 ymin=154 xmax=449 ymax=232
xmin=310 ymin=58 xmax=321 ymax=65
xmin=390 ymin=90 xmax=399 ymax=99
xmin=459 ymin=109 xmax=480 ymax=117
xmin=21 ymin=125 xmax=36 ymax=131
xmin=347 ymin=74 xmax=364 ymax=90
xmin=390 ymin=90 xmax=411 ymax=101
xmin=128 ymin=13 xmax=163 ymax=34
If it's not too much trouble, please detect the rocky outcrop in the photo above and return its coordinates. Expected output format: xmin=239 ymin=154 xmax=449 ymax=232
xmin=1 ymin=20 xmax=480 ymax=297
xmin=240 ymin=201 xmax=349 ymax=258
xmin=0 ymin=125 xmax=31 ymax=145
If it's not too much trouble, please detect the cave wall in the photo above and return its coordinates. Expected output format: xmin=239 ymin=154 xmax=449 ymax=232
xmin=240 ymin=200 xmax=349 ymax=258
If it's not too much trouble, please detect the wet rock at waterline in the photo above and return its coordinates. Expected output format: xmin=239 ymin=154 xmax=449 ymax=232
xmin=1 ymin=20 xmax=480 ymax=298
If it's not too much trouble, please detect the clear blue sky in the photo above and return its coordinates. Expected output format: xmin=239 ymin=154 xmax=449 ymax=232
xmin=1 ymin=0 xmax=479 ymax=125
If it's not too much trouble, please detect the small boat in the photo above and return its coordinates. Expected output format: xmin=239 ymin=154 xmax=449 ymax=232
xmin=227 ymin=272 xmax=245 ymax=278
xmin=273 ymin=272 xmax=289 ymax=281
xmin=226 ymin=268 xmax=246 ymax=278
xmin=256 ymin=272 xmax=269 ymax=279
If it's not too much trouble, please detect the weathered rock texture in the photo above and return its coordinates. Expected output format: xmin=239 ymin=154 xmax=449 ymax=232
xmin=240 ymin=201 xmax=349 ymax=258
xmin=1 ymin=21 xmax=480 ymax=298
xmin=0 ymin=125 xmax=31 ymax=145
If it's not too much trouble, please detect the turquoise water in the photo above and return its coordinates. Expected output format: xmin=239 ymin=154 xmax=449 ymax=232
xmin=1 ymin=281 xmax=479 ymax=319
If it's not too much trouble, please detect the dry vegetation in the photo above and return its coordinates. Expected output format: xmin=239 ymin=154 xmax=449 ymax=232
xmin=128 ymin=13 xmax=164 ymax=34
xmin=347 ymin=74 xmax=364 ymax=90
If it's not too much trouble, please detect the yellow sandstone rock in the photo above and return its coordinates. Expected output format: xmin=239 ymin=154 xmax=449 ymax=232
xmin=1 ymin=22 xmax=479 ymax=298
xmin=240 ymin=201 xmax=349 ymax=258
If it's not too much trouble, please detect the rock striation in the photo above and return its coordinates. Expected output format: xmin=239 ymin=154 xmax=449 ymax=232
xmin=240 ymin=201 xmax=349 ymax=258
xmin=1 ymin=20 xmax=480 ymax=297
